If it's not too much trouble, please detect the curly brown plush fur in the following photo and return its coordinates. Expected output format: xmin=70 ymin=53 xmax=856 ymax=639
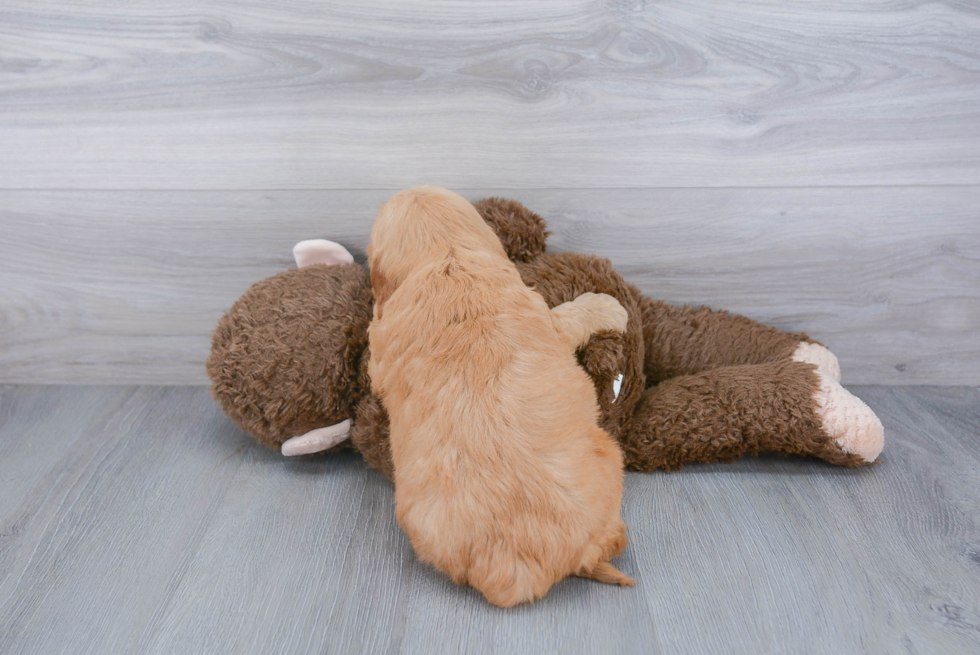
xmin=207 ymin=196 xmax=880 ymax=481
xmin=206 ymin=263 xmax=373 ymax=451
xmin=472 ymin=197 xmax=549 ymax=263
xmin=624 ymin=361 xmax=866 ymax=470
xmin=635 ymin=293 xmax=811 ymax=384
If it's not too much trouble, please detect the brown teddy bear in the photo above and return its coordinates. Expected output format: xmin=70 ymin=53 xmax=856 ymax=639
xmin=207 ymin=198 xmax=884 ymax=481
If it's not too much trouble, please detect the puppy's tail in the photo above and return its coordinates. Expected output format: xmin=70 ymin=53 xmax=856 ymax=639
xmin=578 ymin=561 xmax=635 ymax=586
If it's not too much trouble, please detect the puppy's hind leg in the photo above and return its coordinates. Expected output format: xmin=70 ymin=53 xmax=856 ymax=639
xmin=575 ymin=524 xmax=634 ymax=586
xmin=551 ymin=292 xmax=629 ymax=351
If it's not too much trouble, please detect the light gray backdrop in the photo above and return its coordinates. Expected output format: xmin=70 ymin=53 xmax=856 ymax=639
xmin=1 ymin=0 xmax=978 ymax=384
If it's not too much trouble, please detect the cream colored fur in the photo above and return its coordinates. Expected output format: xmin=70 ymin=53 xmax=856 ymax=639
xmin=812 ymin=371 xmax=884 ymax=463
xmin=793 ymin=342 xmax=882 ymax=461
xmin=367 ymin=186 xmax=633 ymax=607
xmin=793 ymin=342 xmax=841 ymax=382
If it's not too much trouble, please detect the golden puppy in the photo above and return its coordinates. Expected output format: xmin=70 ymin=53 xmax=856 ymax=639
xmin=367 ymin=186 xmax=633 ymax=607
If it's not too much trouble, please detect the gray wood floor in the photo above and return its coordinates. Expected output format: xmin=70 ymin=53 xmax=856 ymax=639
xmin=1 ymin=384 xmax=978 ymax=655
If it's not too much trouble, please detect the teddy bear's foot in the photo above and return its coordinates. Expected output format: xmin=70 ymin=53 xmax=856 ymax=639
xmin=293 ymin=239 xmax=355 ymax=268
xmin=793 ymin=341 xmax=841 ymax=382
xmin=812 ymin=371 xmax=884 ymax=463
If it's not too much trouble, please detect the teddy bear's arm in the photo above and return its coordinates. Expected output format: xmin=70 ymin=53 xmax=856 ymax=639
xmin=635 ymin=291 xmax=840 ymax=384
xmin=621 ymin=360 xmax=883 ymax=471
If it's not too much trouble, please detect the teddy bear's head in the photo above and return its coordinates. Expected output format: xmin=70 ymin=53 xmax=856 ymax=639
xmin=206 ymin=262 xmax=373 ymax=452
xmin=472 ymin=197 xmax=549 ymax=262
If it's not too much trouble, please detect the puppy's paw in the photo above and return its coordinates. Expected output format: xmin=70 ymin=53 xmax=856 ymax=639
xmin=793 ymin=341 xmax=841 ymax=382
xmin=812 ymin=371 xmax=884 ymax=463
xmin=576 ymin=292 xmax=629 ymax=333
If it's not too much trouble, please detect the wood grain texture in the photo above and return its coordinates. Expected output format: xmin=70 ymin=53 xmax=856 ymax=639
xmin=1 ymin=187 xmax=977 ymax=385
xmin=1 ymin=1 xmax=979 ymax=189
xmin=0 ymin=386 xmax=254 ymax=655
xmin=0 ymin=384 xmax=978 ymax=654
xmin=624 ymin=384 xmax=980 ymax=655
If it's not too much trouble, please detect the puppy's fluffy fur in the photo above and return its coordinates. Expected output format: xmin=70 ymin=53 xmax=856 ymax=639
xmin=367 ymin=186 xmax=632 ymax=607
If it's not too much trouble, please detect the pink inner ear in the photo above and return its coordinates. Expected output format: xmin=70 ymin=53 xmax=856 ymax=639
xmin=293 ymin=239 xmax=355 ymax=268
xmin=281 ymin=419 xmax=352 ymax=456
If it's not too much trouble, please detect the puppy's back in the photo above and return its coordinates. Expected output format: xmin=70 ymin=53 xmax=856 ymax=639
xmin=382 ymin=262 xmax=629 ymax=607
xmin=368 ymin=187 xmax=630 ymax=606
xmin=396 ymin=425 xmax=629 ymax=608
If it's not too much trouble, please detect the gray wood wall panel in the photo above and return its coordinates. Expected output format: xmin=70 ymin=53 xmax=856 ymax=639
xmin=1 ymin=384 xmax=978 ymax=654
xmin=1 ymin=1 xmax=977 ymax=383
xmin=1 ymin=1 xmax=979 ymax=189
xmin=1 ymin=188 xmax=977 ymax=385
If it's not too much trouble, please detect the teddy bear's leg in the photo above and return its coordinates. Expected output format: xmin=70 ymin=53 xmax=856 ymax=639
xmin=635 ymin=294 xmax=840 ymax=383
xmin=621 ymin=360 xmax=883 ymax=471
xmin=550 ymin=292 xmax=629 ymax=351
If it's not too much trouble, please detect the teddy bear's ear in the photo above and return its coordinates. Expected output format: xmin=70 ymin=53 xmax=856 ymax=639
xmin=281 ymin=419 xmax=352 ymax=456
xmin=473 ymin=197 xmax=549 ymax=263
xmin=293 ymin=239 xmax=355 ymax=268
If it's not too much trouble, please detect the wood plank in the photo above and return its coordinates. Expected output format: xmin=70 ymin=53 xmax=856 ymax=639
xmin=140 ymin=435 xmax=661 ymax=654
xmin=623 ymin=385 xmax=980 ymax=655
xmin=1 ymin=187 xmax=977 ymax=385
xmin=1 ymin=1 xmax=979 ymax=189
xmin=1 ymin=385 xmax=978 ymax=653
xmin=0 ymin=386 xmax=253 ymax=655
xmin=0 ymin=385 xmax=135 ymax=519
